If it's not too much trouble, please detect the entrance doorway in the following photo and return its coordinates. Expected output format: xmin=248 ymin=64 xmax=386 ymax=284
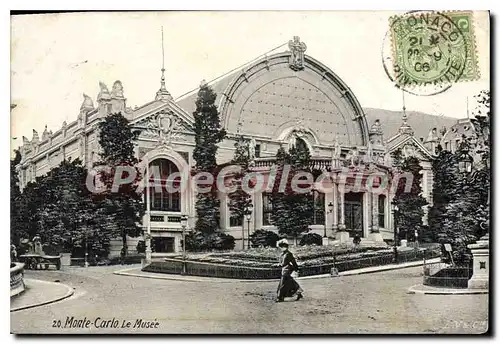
xmin=152 ymin=237 xmax=175 ymax=253
xmin=344 ymin=192 xmax=364 ymax=237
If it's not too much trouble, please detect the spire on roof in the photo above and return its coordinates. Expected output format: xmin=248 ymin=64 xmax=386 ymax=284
xmin=398 ymin=91 xmax=414 ymax=135
xmin=155 ymin=26 xmax=173 ymax=101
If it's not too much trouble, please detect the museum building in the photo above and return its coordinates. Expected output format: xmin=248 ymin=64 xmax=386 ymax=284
xmin=16 ymin=36 xmax=478 ymax=254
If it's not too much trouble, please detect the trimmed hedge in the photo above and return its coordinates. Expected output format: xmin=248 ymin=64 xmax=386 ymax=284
xmin=109 ymin=254 xmax=145 ymax=265
xmin=299 ymin=233 xmax=323 ymax=246
xmin=143 ymin=248 xmax=441 ymax=279
xmin=249 ymin=230 xmax=280 ymax=248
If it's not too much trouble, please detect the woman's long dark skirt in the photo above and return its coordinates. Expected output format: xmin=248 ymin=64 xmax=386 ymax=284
xmin=277 ymin=270 xmax=301 ymax=299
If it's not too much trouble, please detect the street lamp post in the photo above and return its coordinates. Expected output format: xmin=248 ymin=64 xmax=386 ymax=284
xmin=180 ymin=214 xmax=189 ymax=275
xmin=324 ymin=201 xmax=334 ymax=246
xmin=245 ymin=203 xmax=253 ymax=250
xmin=145 ymin=160 xmax=152 ymax=264
xmin=84 ymin=225 xmax=89 ymax=268
xmin=392 ymin=204 xmax=399 ymax=263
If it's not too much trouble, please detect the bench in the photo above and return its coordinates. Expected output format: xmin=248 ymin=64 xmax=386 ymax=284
xmin=19 ymin=254 xmax=61 ymax=270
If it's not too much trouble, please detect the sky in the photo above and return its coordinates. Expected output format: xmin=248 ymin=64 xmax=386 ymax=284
xmin=10 ymin=11 xmax=490 ymax=149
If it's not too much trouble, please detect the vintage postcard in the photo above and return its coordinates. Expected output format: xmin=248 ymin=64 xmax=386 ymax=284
xmin=10 ymin=10 xmax=490 ymax=334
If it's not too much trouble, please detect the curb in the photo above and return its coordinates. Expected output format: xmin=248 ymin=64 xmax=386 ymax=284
xmin=407 ymin=284 xmax=489 ymax=295
xmin=114 ymin=258 xmax=438 ymax=283
xmin=113 ymin=268 xmax=278 ymax=283
xmin=10 ymin=279 xmax=75 ymax=312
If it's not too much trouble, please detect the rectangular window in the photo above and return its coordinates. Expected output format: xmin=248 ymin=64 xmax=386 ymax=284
xmin=229 ymin=214 xmax=243 ymax=227
xmin=262 ymin=193 xmax=273 ymax=226
xmin=310 ymin=191 xmax=325 ymax=225
xmin=153 ymin=191 xmax=162 ymax=210
xmin=378 ymin=195 xmax=386 ymax=228
xmin=255 ymin=144 xmax=261 ymax=158
xmin=150 ymin=189 xmax=181 ymax=212
xmin=445 ymin=141 xmax=449 ymax=151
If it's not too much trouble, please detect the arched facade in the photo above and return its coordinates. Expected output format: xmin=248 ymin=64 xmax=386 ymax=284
xmin=17 ymin=36 xmax=420 ymax=255
xmin=219 ymin=52 xmax=370 ymax=148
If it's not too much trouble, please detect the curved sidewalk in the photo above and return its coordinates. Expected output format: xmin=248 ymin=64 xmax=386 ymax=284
xmin=408 ymin=284 xmax=489 ymax=295
xmin=114 ymin=258 xmax=441 ymax=283
xmin=10 ymin=279 xmax=75 ymax=312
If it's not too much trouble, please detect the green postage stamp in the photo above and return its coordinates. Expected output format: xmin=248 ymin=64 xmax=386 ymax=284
xmin=387 ymin=11 xmax=480 ymax=95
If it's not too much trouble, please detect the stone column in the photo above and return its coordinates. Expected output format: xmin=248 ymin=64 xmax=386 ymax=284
xmin=467 ymin=234 xmax=489 ymax=290
xmin=339 ymin=189 xmax=345 ymax=230
xmin=332 ymin=182 xmax=338 ymax=231
xmin=372 ymin=193 xmax=379 ymax=232
xmin=218 ymin=192 xmax=228 ymax=230
xmin=367 ymin=192 xmax=384 ymax=242
xmin=336 ymin=186 xmax=349 ymax=243
xmin=254 ymin=192 xmax=263 ymax=229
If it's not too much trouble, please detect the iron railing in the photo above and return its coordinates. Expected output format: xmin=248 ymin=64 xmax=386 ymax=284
xmin=143 ymin=248 xmax=441 ymax=279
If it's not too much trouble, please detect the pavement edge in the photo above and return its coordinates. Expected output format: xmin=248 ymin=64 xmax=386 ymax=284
xmin=10 ymin=279 xmax=75 ymax=312
xmin=114 ymin=258 xmax=441 ymax=283
xmin=407 ymin=284 xmax=489 ymax=295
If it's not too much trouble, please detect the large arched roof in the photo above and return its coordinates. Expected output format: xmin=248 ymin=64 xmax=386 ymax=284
xmin=216 ymin=51 xmax=369 ymax=147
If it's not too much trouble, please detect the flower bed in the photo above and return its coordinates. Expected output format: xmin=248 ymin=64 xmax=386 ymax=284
xmin=143 ymin=246 xmax=442 ymax=279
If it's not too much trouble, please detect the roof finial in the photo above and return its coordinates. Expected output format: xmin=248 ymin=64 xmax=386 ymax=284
xmin=398 ymin=90 xmax=413 ymax=135
xmin=155 ymin=26 xmax=172 ymax=101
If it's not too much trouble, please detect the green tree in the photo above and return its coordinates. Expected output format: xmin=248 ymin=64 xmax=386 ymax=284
xmin=427 ymin=145 xmax=460 ymax=242
xmin=271 ymin=141 xmax=314 ymax=245
xmin=440 ymin=137 xmax=489 ymax=264
xmin=10 ymin=150 xmax=25 ymax=246
xmin=192 ymin=83 xmax=227 ymax=242
xmin=97 ymin=113 xmax=144 ymax=256
xmin=228 ymin=134 xmax=252 ymax=230
xmin=391 ymin=152 xmax=428 ymax=242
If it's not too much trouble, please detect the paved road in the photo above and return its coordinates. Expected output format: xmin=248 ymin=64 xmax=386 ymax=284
xmin=11 ymin=266 xmax=488 ymax=334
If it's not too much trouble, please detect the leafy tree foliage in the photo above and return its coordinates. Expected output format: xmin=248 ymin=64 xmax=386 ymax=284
xmin=97 ymin=113 xmax=144 ymax=255
xmin=10 ymin=150 xmax=25 ymax=246
xmin=271 ymin=140 xmax=314 ymax=245
xmin=228 ymin=134 xmax=253 ymax=229
xmin=14 ymin=158 xmax=111 ymax=257
xmin=190 ymin=83 xmax=234 ymax=251
xmin=249 ymin=229 xmax=280 ymax=248
xmin=391 ymin=150 xmax=428 ymax=242
xmin=299 ymin=232 xmax=323 ymax=246
xmin=440 ymin=134 xmax=489 ymax=264
xmin=427 ymin=146 xmax=460 ymax=242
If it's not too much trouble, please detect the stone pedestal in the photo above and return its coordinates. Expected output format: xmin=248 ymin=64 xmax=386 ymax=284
xmin=336 ymin=231 xmax=350 ymax=244
xmin=367 ymin=232 xmax=384 ymax=242
xmin=467 ymin=235 xmax=489 ymax=290
xmin=400 ymin=239 xmax=407 ymax=248
xmin=322 ymin=236 xmax=329 ymax=246
xmin=60 ymin=253 xmax=71 ymax=266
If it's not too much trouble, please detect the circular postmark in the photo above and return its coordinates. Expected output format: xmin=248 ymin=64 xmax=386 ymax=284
xmin=382 ymin=11 xmax=469 ymax=96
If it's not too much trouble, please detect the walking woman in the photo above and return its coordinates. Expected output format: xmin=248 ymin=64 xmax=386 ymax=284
xmin=276 ymin=239 xmax=304 ymax=302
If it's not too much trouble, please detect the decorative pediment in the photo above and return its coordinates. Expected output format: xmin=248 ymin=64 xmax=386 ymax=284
xmin=387 ymin=134 xmax=434 ymax=161
xmin=134 ymin=109 xmax=192 ymax=145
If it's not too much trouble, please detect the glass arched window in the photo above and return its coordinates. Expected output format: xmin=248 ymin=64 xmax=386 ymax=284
xmin=148 ymin=158 xmax=181 ymax=212
xmin=295 ymin=136 xmax=308 ymax=152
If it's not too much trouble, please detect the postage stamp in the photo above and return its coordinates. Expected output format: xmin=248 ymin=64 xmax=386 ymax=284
xmin=382 ymin=10 xmax=480 ymax=96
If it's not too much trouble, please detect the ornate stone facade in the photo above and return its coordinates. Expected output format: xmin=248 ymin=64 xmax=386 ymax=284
xmin=15 ymin=36 xmax=477 ymax=253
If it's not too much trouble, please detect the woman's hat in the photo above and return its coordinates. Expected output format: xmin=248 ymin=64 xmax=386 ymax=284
xmin=276 ymin=238 xmax=289 ymax=248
